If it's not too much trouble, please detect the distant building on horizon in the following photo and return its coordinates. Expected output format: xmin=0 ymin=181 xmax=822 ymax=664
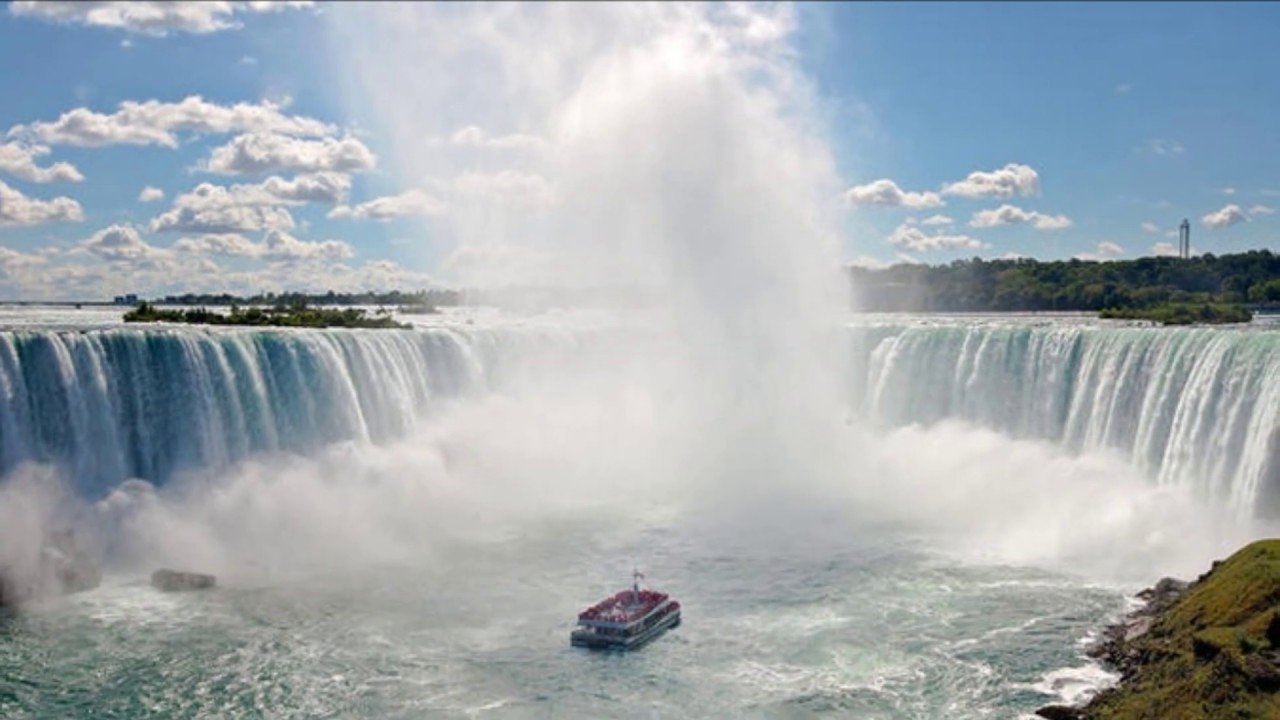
xmin=112 ymin=293 xmax=138 ymax=305
xmin=1179 ymin=218 xmax=1191 ymax=259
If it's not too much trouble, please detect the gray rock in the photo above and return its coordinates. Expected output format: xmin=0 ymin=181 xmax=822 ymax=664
xmin=151 ymin=569 xmax=216 ymax=592
xmin=1035 ymin=705 xmax=1084 ymax=720
xmin=1123 ymin=615 xmax=1153 ymax=642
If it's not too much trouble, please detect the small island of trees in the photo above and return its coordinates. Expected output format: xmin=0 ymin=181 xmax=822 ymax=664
xmin=123 ymin=301 xmax=412 ymax=329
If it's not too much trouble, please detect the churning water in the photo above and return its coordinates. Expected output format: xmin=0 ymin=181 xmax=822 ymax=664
xmin=1 ymin=308 xmax=1274 ymax=718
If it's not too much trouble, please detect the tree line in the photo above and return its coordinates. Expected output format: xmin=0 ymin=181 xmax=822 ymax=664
xmin=848 ymin=250 xmax=1280 ymax=312
xmin=157 ymin=289 xmax=462 ymax=309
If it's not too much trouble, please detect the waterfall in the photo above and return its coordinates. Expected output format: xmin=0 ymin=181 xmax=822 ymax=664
xmin=6 ymin=317 xmax=1277 ymax=518
xmin=0 ymin=326 xmax=505 ymax=497
xmin=849 ymin=319 xmax=1280 ymax=517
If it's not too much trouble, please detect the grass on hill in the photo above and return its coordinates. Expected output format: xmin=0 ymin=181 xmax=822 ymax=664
xmin=1083 ymin=539 xmax=1280 ymax=719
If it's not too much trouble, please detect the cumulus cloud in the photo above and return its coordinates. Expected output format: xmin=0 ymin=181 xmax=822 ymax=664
xmin=887 ymin=222 xmax=986 ymax=252
xmin=1202 ymin=204 xmax=1248 ymax=229
xmin=1141 ymin=221 xmax=1159 ymax=234
xmin=0 ymin=180 xmax=84 ymax=225
xmin=844 ymin=179 xmax=943 ymax=209
xmin=79 ymin=224 xmax=170 ymax=265
xmin=174 ymin=229 xmax=353 ymax=262
xmin=942 ymin=163 xmax=1039 ymax=199
xmin=149 ymin=173 xmax=349 ymax=234
xmin=1249 ymin=205 xmax=1275 ymax=217
xmin=434 ymin=125 xmax=546 ymax=151
xmin=257 ymin=172 xmax=351 ymax=204
xmin=9 ymin=96 xmax=332 ymax=148
xmin=9 ymin=1 xmax=314 ymax=36
xmin=149 ymin=183 xmax=296 ymax=234
xmin=203 ymin=133 xmax=376 ymax=175
xmin=328 ymin=189 xmax=446 ymax=221
xmin=969 ymin=204 xmax=1072 ymax=230
xmin=919 ymin=214 xmax=953 ymax=226
xmin=138 ymin=186 xmax=164 ymax=202
xmin=1151 ymin=242 xmax=1179 ymax=257
xmin=1075 ymin=241 xmax=1125 ymax=261
xmin=0 ymin=246 xmax=48 ymax=278
xmin=0 ymin=142 xmax=83 ymax=183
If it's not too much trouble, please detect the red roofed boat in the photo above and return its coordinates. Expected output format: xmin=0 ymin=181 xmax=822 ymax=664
xmin=571 ymin=570 xmax=681 ymax=650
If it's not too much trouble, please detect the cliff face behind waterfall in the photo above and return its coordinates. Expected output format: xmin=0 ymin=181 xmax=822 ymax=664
xmin=849 ymin=319 xmax=1280 ymax=518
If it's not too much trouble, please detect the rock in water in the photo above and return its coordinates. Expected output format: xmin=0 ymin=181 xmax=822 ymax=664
xmin=1035 ymin=706 xmax=1084 ymax=720
xmin=1 ymin=530 xmax=100 ymax=610
xmin=151 ymin=569 xmax=216 ymax=592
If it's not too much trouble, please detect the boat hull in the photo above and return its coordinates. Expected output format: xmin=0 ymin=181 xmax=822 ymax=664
xmin=570 ymin=608 xmax=681 ymax=650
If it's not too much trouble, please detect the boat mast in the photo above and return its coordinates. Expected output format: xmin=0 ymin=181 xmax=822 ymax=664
xmin=632 ymin=568 xmax=644 ymax=606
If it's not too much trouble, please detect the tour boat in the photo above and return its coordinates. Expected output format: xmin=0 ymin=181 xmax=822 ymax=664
xmin=570 ymin=571 xmax=681 ymax=650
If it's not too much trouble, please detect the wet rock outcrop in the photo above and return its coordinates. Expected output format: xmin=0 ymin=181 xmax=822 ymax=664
xmin=150 ymin=569 xmax=216 ymax=592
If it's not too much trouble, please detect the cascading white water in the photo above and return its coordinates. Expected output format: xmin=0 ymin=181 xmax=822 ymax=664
xmin=6 ymin=316 xmax=1275 ymax=522
xmin=0 ymin=325 xmax=601 ymax=497
xmin=849 ymin=318 xmax=1280 ymax=517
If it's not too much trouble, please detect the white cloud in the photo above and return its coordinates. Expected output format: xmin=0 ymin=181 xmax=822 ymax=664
xmin=434 ymin=125 xmax=546 ymax=152
xmin=150 ymin=184 xmax=295 ymax=234
xmin=919 ymin=214 xmax=953 ymax=226
xmin=942 ymin=163 xmax=1040 ymax=199
xmin=203 ymin=133 xmax=376 ymax=175
xmin=847 ymin=255 xmax=887 ymax=270
xmin=0 ymin=246 xmax=48 ymax=279
xmin=258 ymin=229 xmax=353 ymax=262
xmin=9 ymin=1 xmax=314 ymax=36
xmin=887 ymin=222 xmax=986 ymax=252
xmin=1141 ymin=221 xmax=1159 ymax=234
xmin=1075 ymin=241 xmax=1125 ymax=261
xmin=1115 ymin=83 xmax=1133 ymax=95
xmin=1202 ymin=204 xmax=1248 ymax=229
xmin=149 ymin=173 xmax=350 ymax=234
xmin=79 ymin=224 xmax=170 ymax=265
xmin=0 ymin=142 xmax=83 ymax=183
xmin=1221 ymin=186 xmax=1237 ymax=195
xmin=844 ymin=179 xmax=943 ymax=209
xmin=1151 ymin=242 xmax=1179 ymax=257
xmin=0 ymin=180 xmax=84 ymax=225
xmin=9 ymin=96 xmax=333 ymax=148
xmin=1141 ymin=139 xmax=1185 ymax=156
xmin=173 ymin=229 xmax=353 ymax=262
xmin=257 ymin=172 xmax=351 ymax=204
xmin=969 ymin=204 xmax=1072 ymax=230
xmin=138 ymin=186 xmax=164 ymax=202
xmin=329 ymin=189 xmax=446 ymax=221
xmin=1249 ymin=205 xmax=1276 ymax=217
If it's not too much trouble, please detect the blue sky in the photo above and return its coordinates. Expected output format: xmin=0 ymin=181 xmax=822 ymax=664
xmin=808 ymin=2 xmax=1280 ymax=264
xmin=0 ymin=2 xmax=1276 ymax=299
